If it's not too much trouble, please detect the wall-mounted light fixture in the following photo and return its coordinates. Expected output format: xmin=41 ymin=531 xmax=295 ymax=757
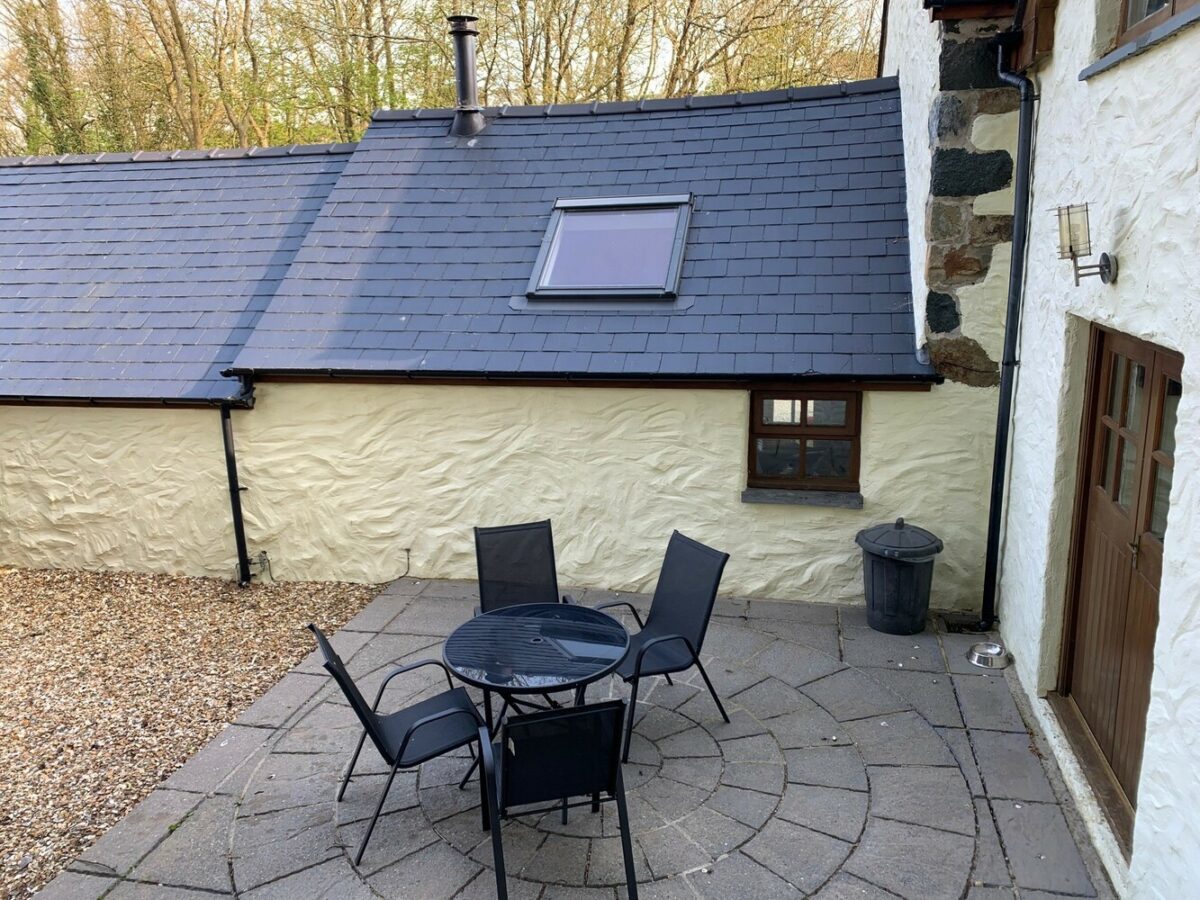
xmin=1054 ymin=203 xmax=1117 ymax=285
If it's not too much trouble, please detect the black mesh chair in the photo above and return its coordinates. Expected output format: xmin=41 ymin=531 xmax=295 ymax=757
xmin=479 ymin=701 xmax=638 ymax=900
xmin=307 ymin=624 xmax=483 ymax=865
xmin=474 ymin=519 xmax=576 ymax=719
xmin=474 ymin=519 xmax=576 ymax=612
xmin=596 ymin=531 xmax=731 ymax=761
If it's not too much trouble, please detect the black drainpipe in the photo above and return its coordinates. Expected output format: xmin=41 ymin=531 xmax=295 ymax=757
xmin=979 ymin=31 xmax=1036 ymax=631
xmin=220 ymin=383 xmax=254 ymax=587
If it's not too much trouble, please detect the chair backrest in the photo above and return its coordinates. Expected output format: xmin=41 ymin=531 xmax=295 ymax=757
xmin=644 ymin=531 xmax=729 ymax=654
xmin=307 ymin=624 xmax=391 ymax=762
xmin=498 ymin=701 xmax=626 ymax=807
xmin=474 ymin=520 xmax=562 ymax=612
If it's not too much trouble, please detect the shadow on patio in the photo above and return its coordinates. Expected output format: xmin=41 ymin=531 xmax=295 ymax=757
xmin=42 ymin=579 xmax=1113 ymax=900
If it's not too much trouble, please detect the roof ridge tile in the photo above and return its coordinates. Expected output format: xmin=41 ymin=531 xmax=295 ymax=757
xmin=0 ymin=141 xmax=358 ymax=169
xmin=367 ymin=76 xmax=899 ymax=124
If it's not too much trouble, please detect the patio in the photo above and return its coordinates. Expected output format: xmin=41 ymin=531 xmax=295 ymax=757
xmin=41 ymin=578 xmax=1111 ymax=900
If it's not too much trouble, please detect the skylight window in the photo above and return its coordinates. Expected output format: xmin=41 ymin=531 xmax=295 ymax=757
xmin=527 ymin=195 xmax=691 ymax=299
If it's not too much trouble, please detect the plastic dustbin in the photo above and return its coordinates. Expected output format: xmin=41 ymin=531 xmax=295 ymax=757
xmin=854 ymin=518 xmax=944 ymax=635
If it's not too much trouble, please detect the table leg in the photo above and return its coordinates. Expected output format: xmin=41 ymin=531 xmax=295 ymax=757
xmin=484 ymin=689 xmax=495 ymax=732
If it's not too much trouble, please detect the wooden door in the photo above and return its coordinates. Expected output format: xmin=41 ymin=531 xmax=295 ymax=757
xmin=1064 ymin=328 xmax=1182 ymax=816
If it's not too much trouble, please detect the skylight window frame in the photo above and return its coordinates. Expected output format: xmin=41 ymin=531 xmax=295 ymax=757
xmin=526 ymin=194 xmax=693 ymax=301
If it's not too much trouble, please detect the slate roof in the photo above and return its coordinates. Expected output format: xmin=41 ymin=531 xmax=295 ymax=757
xmin=0 ymin=145 xmax=352 ymax=401
xmin=0 ymin=77 xmax=931 ymax=402
xmin=231 ymin=77 xmax=930 ymax=381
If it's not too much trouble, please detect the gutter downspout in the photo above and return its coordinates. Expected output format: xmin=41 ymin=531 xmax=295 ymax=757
xmin=979 ymin=34 xmax=1036 ymax=630
xmin=220 ymin=380 xmax=254 ymax=587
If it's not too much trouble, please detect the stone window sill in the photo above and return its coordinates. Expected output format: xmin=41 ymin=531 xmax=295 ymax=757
xmin=1079 ymin=6 xmax=1200 ymax=80
xmin=741 ymin=488 xmax=864 ymax=509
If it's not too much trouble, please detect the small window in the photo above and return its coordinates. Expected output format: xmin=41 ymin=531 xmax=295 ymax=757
xmin=1119 ymin=0 xmax=1196 ymax=44
xmin=527 ymin=195 xmax=691 ymax=299
xmin=748 ymin=390 xmax=861 ymax=492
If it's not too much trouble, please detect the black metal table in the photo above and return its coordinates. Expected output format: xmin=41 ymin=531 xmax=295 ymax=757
xmin=443 ymin=603 xmax=630 ymax=728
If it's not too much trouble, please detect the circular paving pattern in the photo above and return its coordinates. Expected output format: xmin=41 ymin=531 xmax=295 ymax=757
xmin=231 ymin=605 xmax=985 ymax=899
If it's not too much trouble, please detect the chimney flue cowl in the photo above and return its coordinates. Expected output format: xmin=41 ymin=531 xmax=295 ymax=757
xmin=448 ymin=15 xmax=486 ymax=137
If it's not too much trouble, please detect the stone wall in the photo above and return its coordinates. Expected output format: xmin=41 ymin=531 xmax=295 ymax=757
xmin=922 ymin=19 xmax=1019 ymax=387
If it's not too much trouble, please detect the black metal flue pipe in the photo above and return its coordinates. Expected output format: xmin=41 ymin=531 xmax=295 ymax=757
xmin=448 ymin=15 xmax=486 ymax=137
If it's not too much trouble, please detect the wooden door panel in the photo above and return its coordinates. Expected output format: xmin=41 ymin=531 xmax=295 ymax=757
xmin=1112 ymin=565 xmax=1158 ymax=803
xmin=1063 ymin=327 xmax=1181 ymax=821
xmin=1071 ymin=504 xmax=1132 ymax=759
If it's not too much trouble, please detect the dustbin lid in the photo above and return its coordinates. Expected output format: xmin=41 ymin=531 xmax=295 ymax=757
xmin=855 ymin=518 xmax=944 ymax=560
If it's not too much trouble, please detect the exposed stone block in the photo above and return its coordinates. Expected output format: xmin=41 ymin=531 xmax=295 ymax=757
xmin=927 ymin=335 xmax=1000 ymax=387
xmin=940 ymin=40 xmax=1006 ymax=90
xmin=977 ymin=88 xmax=1022 ymax=115
xmin=930 ymin=201 xmax=967 ymax=243
xmin=931 ymin=148 xmax=1012 ymax=197
xmin=930 ymin=94 xmax=970 ymax=143
xmin=929 ymin=243 xmax=995 ymax=286
xmin=927 ymin=292 xmax=961 ymax=334
xmin=969 ymin=215 xmax=1015 ymax=244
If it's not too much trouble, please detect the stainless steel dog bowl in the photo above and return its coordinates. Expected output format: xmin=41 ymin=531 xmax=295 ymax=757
xmin=967 ymin=641 xmax=1011 ymax=670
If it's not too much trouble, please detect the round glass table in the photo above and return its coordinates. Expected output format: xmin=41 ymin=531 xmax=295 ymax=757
xmin=443 ymin=603 xmax=630 ymax=702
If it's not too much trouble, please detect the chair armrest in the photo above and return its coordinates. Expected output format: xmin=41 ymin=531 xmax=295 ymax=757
xmin=372 ymin=658 xmax=456 ymax=710
xmin=479 ymin=726 xmax=497 ymax=781
xmin=394 ymin=706 xmax=483 ymax=764
xmin=593 ymin=600 xmax=646 ymax=629
xmin=632 ymin=633 xmax=697 ymax=679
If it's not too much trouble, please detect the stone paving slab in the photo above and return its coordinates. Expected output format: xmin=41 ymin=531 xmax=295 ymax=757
xmin=42 ymin=580 xmax=1113 ymax=899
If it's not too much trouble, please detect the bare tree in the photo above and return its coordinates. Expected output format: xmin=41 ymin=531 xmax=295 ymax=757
xmin=0 ymin=0 xmax=881 ymax=153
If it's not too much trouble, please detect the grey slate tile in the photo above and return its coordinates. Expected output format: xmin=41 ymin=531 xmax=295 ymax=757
xmin=5 ymin=80 xmax=930 ymax=397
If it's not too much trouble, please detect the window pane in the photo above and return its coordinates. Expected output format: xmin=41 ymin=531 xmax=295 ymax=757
xmin=1117 ymin=436 xmax=1138 ymax=510
xmin=763 ymin=399 xmax=803 ymax=425
xmin=755 ymin=439 xmax=801 ymax=477
xmin=541 ymin=207 xmax=680 ymax=289
xmin=1160 ymin=378 xmax=1181 ymax=456
xmin=1101 ymin=427 xmax=1119 ymax=495
xmin=1124 ymin=362 xmax=1146 ymax=430
xmin=1127 ymin=0 xmax=1168 ymax=27
xmin=1107 ymin=355 xmax=1127 ymax=419
xmin=805 ymin=440 xmax=852 ymax=479
xmin=806 ymin=399 xmax=848 ymax=427
xmin=1149 ymin=462 xmax=1172 ymax=540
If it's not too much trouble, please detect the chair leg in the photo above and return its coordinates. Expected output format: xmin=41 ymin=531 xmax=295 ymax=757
xmin=338 ymin=728 xmax=368 ymax=802
xmin=614 ymin=769 xmax=639 ymax=900
xmin=622 ymin=677 xmax=640 ymax=763
xmin=561 ymin=797 xmax=569 ymax=825
xmin=354 ymin=758 xmax=401 ymax=866
xmin=459 ymin=754 xmax=480 ymax=790
xmin=694 ymin=657 xmax=730 ymax=724
xmin=664 ymin=673 xmax=674 ymax=686
xmin=481 ymin=748 xmax=508 ymax=900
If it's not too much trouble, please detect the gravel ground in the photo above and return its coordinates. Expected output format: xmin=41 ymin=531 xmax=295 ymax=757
xmin=0 ymin=567 xmax=377 ymax=898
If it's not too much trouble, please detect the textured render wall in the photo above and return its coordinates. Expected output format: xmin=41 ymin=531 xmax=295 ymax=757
xmin=993 ymin=6 xmax=1200 ymax=895
xmin=880 ymin=3 xmax=941 ymax=336
xmin=0 ymin=406 xmax=233 ymax=576
xmin=233 ymin=382 xmax=994 ymax=609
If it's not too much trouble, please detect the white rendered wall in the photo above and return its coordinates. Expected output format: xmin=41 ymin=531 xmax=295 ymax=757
xmin=880 ymin=3 xmax=941 ymax=339
xmin=991 ymin=6 xmax=1200 ymax=895
xmin=232 ymin=382 xmax=995 ymax=609
xmin=0 ymin=383 xmax=995 ymax=609
xmin=0 ymin=406 xmax=233 ymax=577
